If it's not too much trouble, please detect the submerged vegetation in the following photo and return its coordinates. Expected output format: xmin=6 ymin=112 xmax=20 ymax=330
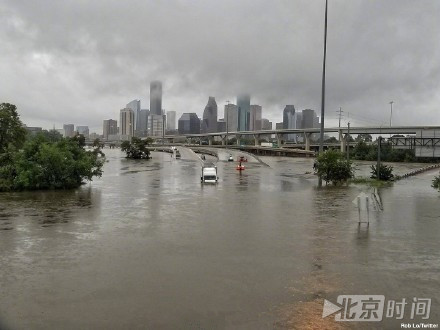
xmin=0 ymin=103 xmax=104 ymax=191
xmin=315 ymin=150 xmax=354 ymax=185
xmin=121 ymin=137 xmax=152 ymax=159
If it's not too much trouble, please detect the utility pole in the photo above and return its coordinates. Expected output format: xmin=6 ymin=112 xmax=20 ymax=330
xmin=389 ymin=101 xmax=394 ymax=127
xmin=347 ymin=122 xmax=350 ymax=160
xmin=226 ymin=100 xmax=230 ymax=146
xmin=337 ymin=107 xmax=343 ymax=128
xmin=377 ymin=136 xmax=382 ymax=179
xmin=318 ymin=0 xmax=328 ymax=188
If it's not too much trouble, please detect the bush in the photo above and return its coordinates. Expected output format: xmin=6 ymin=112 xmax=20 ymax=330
xmin=370 ymin=164 xmax=394 ymax=181
xmin=432 ymin=175 xmax=440 ymax=191
xmin=316 ymin=150 xmax=354 ymax=185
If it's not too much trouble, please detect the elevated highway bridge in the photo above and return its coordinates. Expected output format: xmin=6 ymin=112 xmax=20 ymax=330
xmin=148 ymin=126 xmax=440 ymax=154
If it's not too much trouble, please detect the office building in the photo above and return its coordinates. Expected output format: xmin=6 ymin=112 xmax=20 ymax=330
xmin=237 ymin=94 xmax=250 ymax=131
xmin=224 ymin=103 xmax=238 ymax=132
xmin=217 ymin=119 xmax=226 ymax=132
xmin=103 ymin=119 xmax=118 ymax=140
xmin=302 ymin=109 xmax=318 ymax=128
xmin=120 ymin=108 xmax=135 ymax=138
xmin=283 ymin=105 xmax=297 ymax=141
xmin=76 ymin=126 xmax=89 ymax=138
xmin=166 ymin=110 xmax=176 ymax=131
xmin=261 ymin=118 xmax=272 ymax=130
xmin=126 ymin=100 xmax=141 ymax=134
xmin=137 ymin=110 xmax=149 ymax=137
xmin=149 ymin=114 xmax=164 ymax=137
xmin=25 ymin=126 xmax=43 ymax=135
xmin=178 ymin=113 xmax=200 ymax=134
xmin=201 ymin=97 xmax=218 ymax=133
xmin=249 ymin=105 xmax=262 ymax=131
xmin=150 ymin=81 xmax=162 ymax=116
xmin=63 ymin=124 xmax=75 ymax=138
xmin=275 ymin=122 xmax=283 ymax=130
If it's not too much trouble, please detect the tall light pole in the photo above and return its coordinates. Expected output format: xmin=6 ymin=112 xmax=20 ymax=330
xmin=389 ymin=101 xmax=394 ymax=127
xmin=318 ymin=0 xmax=328 ymax=187
xmin=226 ymin=100 xmax=230 ymax=145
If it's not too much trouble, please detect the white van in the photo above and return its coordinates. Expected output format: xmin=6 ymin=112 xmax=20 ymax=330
xmin=201 ymin=164 xmax=218 ymax=183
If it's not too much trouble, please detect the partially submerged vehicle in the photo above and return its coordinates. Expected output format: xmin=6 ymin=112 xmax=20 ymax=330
xmin=201 ymin=164 xmax=218 ymax=183
xmin=175 ymin=150 xmax=181 ymax=159
xmin=238 ymin=155 xmax=248 ymax=162
xmin=228 ymin=154 xmax=234 ymax=162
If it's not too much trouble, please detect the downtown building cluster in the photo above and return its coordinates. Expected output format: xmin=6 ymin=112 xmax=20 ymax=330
xmin=24 ymin=80 xmax=320 ymax=142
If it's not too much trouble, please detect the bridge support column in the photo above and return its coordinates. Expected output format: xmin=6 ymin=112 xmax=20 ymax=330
xmin=253 ymin=134 xmax=260 ymax=146
xmin=340 ymin=134 xmax=346 ymax=152
xmin=221 ymin=135 xmax=226 ymax=146
xmin=305 ymin=133 xmax=311 ymax=151
xmin=208 ymin=136 xmax=214 ymax=146
xmin=199 ymin=137 xmax=202 ymax=146
xmin=236 ymin=134 xmax=241 ymax=146
xmin=276 ymin=133 xmax=282 ymax=147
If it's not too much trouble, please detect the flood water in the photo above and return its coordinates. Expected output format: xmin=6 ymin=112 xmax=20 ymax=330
xmin=1 ymin=148 xmax=439 ymax=329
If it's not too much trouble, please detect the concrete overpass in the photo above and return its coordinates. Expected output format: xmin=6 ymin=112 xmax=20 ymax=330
xmin=150 ymin=126 xmax=440 ymax=152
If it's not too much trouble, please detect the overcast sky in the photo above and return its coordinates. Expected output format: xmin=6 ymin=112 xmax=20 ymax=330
xmin=1 ymin=0 xmax=439 ymax=133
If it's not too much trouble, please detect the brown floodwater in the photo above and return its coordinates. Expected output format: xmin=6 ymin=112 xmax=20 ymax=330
xmin=0 ymin=149 xmax=439 ymax=329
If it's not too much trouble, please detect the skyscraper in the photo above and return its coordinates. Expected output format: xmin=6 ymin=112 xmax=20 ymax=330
xmin=150 ymin=81 xmax=162 ymax=116
xmin=120 ymin=108 xmax=135 ymax=137
xmin=138 ymin=110 xmax=149 ymax=137
xmin=166 ymin=110 xmax=176 ymax=131
xmin=126 ymin=100 xmax=141 ymax=134
xmin=249 ymin=105 xmax=262 ymax=131
xmin=63 ymin=124 xmax=75 ymax=137
xmin=76 ymin=126 xmax=89 ymax=138
xmin=178 ymin=113 xmax=201 ymax=134
xmin=149 ymin=114 xmax=164 ymax=137
xmin=201 ymin=97 xmax=218 ymax=133
xmin=237 ymin=94 xmax=250 ymax=131
xmin=224 ymin=103 xmax=238 ymax=132
xmin=103 ymin=119 xmax=118 ymax=140
xmin=301 ymin=109 xmax=318 ymax=128
xmin=283 ymin=105 xmax=296 ymax=141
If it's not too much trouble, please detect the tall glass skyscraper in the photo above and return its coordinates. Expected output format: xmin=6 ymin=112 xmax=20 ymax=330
xmin=126 ymin=100 xmax=141 ymax=135
xmin=201 ymin=97 xmax=218 ymax=133
xmin=237 ymin=94 xmax=250 ymax=131
xmin=150 ymin=81 xmax=162 ymax=116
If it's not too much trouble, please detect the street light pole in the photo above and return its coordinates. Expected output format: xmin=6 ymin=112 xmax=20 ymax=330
xmin=318 ymin=0 xmax=328 ymax=187
xmin=226 ymin=100 xmax=230 ymax=146
xmin=389 ymin=101 xmax=394 ymax=127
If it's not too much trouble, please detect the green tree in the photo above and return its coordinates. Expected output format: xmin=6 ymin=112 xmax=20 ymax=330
xmin=121 ymin=137 xmax=151 ymax=159
xmin=0 ymin=103 xmax=27 ymax=153
xmin=324 ymin=136 xmax=338 ymax=143
xmin=93 ymin=138 xmax=101 ymax=148
xmin=71 ymin=134 xmax=86 ymax=147
xmin=355 ymin=134 xmax=373 ymax=142
xmin=0 ymin=135 xmax=104 ymax=191
xmin=316 ymin=150 xmax=354 ymax=185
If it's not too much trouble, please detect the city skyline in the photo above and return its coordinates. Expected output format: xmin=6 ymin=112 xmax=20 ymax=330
xmin=2 ymin=1 xmax=440 ymax=133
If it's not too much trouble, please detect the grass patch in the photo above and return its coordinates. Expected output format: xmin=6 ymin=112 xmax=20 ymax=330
xmin=349 ymin=177 xmax=393 ymax=187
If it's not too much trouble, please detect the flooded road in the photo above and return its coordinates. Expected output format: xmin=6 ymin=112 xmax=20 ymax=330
xmin=1 ymin=149 xmax=439 ymax=329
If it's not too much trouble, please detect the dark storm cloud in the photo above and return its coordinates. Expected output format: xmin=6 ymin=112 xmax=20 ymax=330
xmin=0 ymin=0 xmax=439 ymax=131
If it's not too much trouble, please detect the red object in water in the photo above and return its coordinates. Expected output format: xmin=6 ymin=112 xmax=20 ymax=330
xmin=238 ymin=156 xmax=248 ymax=162
xmin=236 ymin=162 xmax=245 ymax=170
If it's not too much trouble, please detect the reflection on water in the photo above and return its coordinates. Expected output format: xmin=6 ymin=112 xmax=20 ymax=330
xmin=0 ymin=149 xmax=439 ymax=329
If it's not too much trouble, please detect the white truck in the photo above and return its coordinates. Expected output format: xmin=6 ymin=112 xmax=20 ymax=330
xmin=201 ymin=164 xmax=218 ymax=183
xmin=260 ymin=142 xmax=273 ymax=147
